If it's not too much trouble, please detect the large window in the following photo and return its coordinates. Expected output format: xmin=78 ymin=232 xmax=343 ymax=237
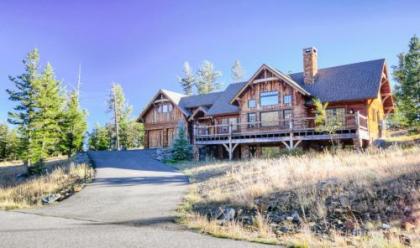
xmin=260 ymin=91 xmax=279 ymax=106
xmin=261 ymin=111 xmax=279 ymax=127
xmin=247 ymin=113 xmax=257 ymax=128
xmin=326 ymin=108 xmax=345 ymax=126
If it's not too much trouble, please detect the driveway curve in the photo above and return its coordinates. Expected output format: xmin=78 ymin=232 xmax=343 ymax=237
xmin=0 ymin=150 xmax=268 ymax=248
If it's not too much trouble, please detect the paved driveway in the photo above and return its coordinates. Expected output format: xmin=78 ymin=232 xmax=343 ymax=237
xmin=0 ymin=150 xmax=269 ymax=248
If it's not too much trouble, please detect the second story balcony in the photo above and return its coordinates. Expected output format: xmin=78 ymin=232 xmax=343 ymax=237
xmin=193 ymin=112 xmax=369 ymax=145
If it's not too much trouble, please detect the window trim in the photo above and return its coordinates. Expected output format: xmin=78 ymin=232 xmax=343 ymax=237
xmin=248 ymin=99 xmax=257 ymax=109
xmin=260 ymin=111 xmax=280 ymax=127
xmin=283 ymin=95 xmax=292 ymax=106
xmin=260 ymin=91 xmax=279 ymax=107
xmin=247 ymin=113 xmax=257 ymax=128
xmin=326 ymin=108 xmax=346 ymax=126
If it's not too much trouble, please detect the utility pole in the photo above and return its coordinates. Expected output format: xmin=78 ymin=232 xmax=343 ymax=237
xmin=112 ymin=88 xmax=120 ymax=151
xmin=76 ymin=64 xmax=81 ymax=96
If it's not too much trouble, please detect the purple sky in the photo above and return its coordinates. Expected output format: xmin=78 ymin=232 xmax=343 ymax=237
xmin=0 ymin=0 xmax=419 ymax=129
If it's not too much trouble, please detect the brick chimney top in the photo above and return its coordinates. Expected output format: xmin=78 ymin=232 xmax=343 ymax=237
xmin=303 ymin=47 xmax=318 ymax=84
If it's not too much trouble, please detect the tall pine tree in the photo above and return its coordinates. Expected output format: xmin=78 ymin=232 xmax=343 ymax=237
xmin=231 ymin=60 xmax=244 ymax=82
xmin=178 ymin=62 xmax=195 ymax=95
xmin=195 ymin=60 xmax=222 ymax=94
xmin=32 ymin=63 xmax=65 ymax=159
xmin=7 ymin=49 xmax=41 ymax=164
xmin=392 ymin=35 xmax=420 ymax=127
xmin=61 ymin=90 xmax=87 ymax=157
xmin=107 ymin=83 xmax=132 ymax=150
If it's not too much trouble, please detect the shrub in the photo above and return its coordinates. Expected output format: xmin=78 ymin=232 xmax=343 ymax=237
xmin=171 ymin=125 xmax=192 ymax=161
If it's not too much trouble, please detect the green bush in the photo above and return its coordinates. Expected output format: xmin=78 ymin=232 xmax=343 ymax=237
xmin=171 ymin=125 xmax=192 ymax=161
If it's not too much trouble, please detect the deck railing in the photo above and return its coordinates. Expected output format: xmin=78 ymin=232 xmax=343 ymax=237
xmin=193 ymin=112 xmax=368 ymax=139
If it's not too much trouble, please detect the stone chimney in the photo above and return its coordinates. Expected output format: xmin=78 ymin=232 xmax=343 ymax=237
xmin=303 ymin=47 xmax=318 ymax=84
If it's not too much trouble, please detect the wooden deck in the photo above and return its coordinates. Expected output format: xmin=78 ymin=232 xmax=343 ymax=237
xmin=193 ymin=113 xmax=368 ymax=159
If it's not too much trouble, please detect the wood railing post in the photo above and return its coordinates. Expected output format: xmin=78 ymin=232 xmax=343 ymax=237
xmin=354 ymin=111 xmax=363 ymax=149
xmin=228 ymin=124 xmax=233 ymax=160
xmin=355 ymin=111 xmax=360 ymax=129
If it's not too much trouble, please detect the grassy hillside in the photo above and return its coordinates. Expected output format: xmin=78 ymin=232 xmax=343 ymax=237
xmin=0 ymin=155 xmax=94 ymax=210
xmin=177 ymin=146 xmax=420 ymax=247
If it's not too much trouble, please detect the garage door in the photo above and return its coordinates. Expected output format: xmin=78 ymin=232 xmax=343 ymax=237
xmin=167 ymin=128 xmax=175 ymax=146
xmin=148 ymin=129 xmax=162 ymax=148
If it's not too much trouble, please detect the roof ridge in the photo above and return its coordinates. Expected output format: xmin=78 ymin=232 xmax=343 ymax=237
xmin=289 ymin=58 xmax=385 ymax=76
xmin=161 ymin=88 xmax=185 ymax=96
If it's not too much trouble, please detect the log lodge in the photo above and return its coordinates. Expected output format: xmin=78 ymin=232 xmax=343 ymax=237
xmin=137 ymin=47 xmax=394 ymax=160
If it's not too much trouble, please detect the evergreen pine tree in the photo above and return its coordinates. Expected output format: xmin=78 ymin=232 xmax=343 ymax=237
xmin=107 ymin=83 xmax=132 ymax=150
xmin=0 ymin=124 xmax=8 ymax=160
xmin=32 ymin=63 xmax=65 ymax=159
xmin=231 ymin=60 xmax=244 ymax=82
xmin=178 ymin=62 xmax=195 ymax=95
xmin=61 ymin=90 xmax=88 ymax=157
xmin=171 ymin=124 xmax=191 ymax=161
xmin=88 ymin=124 xmax=111 ymax=151
xmin=6 ymin=49 xmax=41 ymax=165
xmin=195 ymin=60 xmax=222 ymax=94
xmin=125 ymin=121 xmax=144 ymax=149
xmin=392 ymin=35 xmax=420 ymax=127
xmin=6 ymin=128 xmax=19 ymax=160
xmin=0 ymin=124 xmax=20 ymax=161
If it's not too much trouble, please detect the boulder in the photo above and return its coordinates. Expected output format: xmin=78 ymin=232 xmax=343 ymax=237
xmin=215 ymin=207 xmax=236 ymax=223
xmin=42 ymin=193 xmax=61 ymax=204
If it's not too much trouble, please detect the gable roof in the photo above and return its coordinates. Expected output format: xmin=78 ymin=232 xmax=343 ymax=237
xmin=178 ymin=83 xmax=247 ymax=116
xmin=207 ymin=82 xmax=247 ymax=115
xmin=137 ymin=89 xmax=188 ymax=122
xmin=138 ymin=59 xmax=387 ymax=122
xmin=178 ymin=91 xmax=222 ymax=110
xmin=230 ymin=64 xmax=310 ymax=104
xmin=289 ymin=59 xmax=385 ymax=102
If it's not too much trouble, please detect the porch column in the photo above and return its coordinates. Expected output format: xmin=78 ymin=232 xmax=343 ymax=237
xmin=354 ymin=111 xmax=362 ymax=150
xmin=193 ymin=145 xmax=200 ymax=161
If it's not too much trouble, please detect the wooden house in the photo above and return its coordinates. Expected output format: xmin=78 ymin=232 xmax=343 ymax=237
xmin=137 ymin=48 xmax=394 ymax=160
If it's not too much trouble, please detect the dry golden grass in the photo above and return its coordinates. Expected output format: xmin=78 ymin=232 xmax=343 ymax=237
xmin=0 ymin=162 xmax=94 ymax=210
xmin=183 ymin=146 xmax=420 ymax=206
xmin=185 ymin=213 xmax=279 ymax=245
xmin=177 ymin=146 xmax=420 ymax=247
xmin=0 ymin=155 xmax=68 ymax=167
xmin=385 ymin=133 xmax=420 ymax=142
xmin=0 ymin=156 xmax=70 ymax=187
xmin=184 ymin=212 xmax=409 ymax=247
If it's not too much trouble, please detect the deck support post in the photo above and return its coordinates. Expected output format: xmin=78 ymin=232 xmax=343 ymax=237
xmin=289 ymin=132 xmax=294 ymax=150
xmin=281 ymin=141 xmax=290 ymax=149
xmin=193 ymin=145 xmax=200 ymax=161
xmin=222 ymin=143 xmax=239 ymax=160
xmin=221 ymin=124 xmax=240 ymax=160
xmin=354 ymin=111 xmax=362 ymax=150
xmin=293 ymin=140 xmax=302 ymax=149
